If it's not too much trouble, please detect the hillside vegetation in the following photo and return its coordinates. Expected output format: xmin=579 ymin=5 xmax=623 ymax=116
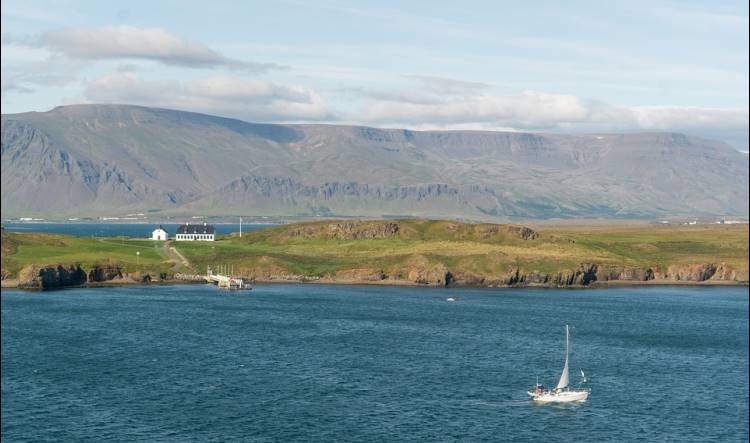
xmin=2 ymin=220 xmax=747 ymax=288
xmin=173 ymin=220 xmax=749 ymax=286
xmin=1 ymin=231 xmax=171 ymax=280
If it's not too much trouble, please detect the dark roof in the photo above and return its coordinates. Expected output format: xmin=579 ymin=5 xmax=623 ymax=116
xmin=177 ymin=224 xmax=215 ymax=234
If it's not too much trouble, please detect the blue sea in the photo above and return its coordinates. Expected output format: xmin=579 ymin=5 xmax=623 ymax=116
xmin=2 ymin=223 xmax=274 ymax=238
xmin=2 ymin=285 xmax=748 ymax=442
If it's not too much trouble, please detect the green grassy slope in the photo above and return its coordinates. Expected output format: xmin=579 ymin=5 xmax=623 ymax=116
xmin=2 ymin=221 xmax=747 ymax=284
xmin=174 ymin=220 xmax=749 ymax=281
xmin=1 ymin=231 xmax=172 ymax=278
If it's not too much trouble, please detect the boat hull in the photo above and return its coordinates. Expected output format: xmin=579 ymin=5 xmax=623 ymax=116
xmin=529 ymin=390 xmax=589 ymax=403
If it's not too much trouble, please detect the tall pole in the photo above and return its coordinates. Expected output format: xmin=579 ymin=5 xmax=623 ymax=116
xmin=240 ymin=216 xmax=242 ymax=238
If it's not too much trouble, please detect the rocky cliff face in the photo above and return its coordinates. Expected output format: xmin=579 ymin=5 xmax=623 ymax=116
xmin=17 ymin=263 xmax=151 ymax=289
xmin=324 ymin=222 xmax=400 ymax=240
xmin=18 ymin=265 xmax=87 ymax=289
xmin=444 ymin=262 xmax=745 ymax=288
xmin=87 ymin=265 xmax=124 ymax=282
xmin=284 ymin=221 xmax=401 ymax=240
xmin=240 ymin=260 xmax=746 ymax=288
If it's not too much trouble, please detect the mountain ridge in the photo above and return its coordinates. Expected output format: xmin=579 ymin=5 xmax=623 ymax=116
xmin=2 ymin=104 xmax=747 ymax=219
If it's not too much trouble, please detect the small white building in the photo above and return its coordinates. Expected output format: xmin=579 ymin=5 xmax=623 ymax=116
xmin=151 ymin=225 xmax=168 ymax=241
xmin=175 ymin=223 xmax=215 ymax=241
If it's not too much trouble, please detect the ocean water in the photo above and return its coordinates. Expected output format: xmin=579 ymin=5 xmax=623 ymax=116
xmin=2 ymin=223 xmax=274 ymax=238
xmin=2 ymin=285 xmax=748 ymax=442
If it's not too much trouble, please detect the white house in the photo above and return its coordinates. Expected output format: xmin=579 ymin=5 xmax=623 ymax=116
xmin=151 ymin=225 xmax=168 ymax=241
xmin=175 ymin=223 xmax=215 ymax=241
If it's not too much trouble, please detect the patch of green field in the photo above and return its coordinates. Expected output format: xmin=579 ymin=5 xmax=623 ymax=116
xmin=569 ymin=225 xmax=749 ymax=273
xmin=1 ymin=232 xmax=171 ymax=277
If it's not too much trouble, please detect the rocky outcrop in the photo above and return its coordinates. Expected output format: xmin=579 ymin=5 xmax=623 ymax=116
xmin=326 ymin=222 xmax=399 ymax=240
xmin=14 ymin=262 xmax=164 ymax=290
xmin=710 ymin=264 xmax=743 ymax=281
xmin=284 ymin=221 xmax=401 ymax=240
xmin=500 ymin=264 xmax=599 ymax=287
xmin=439 ymin=262 xmax=744 ymax=288
xmin=400 ymin=255 xmax=453 ymax=286
xmin=472 ymin=224 xmax=538 ymax=240
xmin=88 ymin=264 xmax=124 ymax=282
xmin=406 ymin=267 xmax=452 ymax=286
xmin=506 ymin=225 xmax=539 ymax=240
xmin=664 ymin=263 xmax=717 ymax=281
xmin=18 ymin=264 xmax=87 ymax=289
xmin=595 ymin=266 xmax=653 ymax=282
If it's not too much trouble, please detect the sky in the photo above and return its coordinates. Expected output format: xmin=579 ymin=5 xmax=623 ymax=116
xmin=2 ymin=0 xmax=748 ymax=151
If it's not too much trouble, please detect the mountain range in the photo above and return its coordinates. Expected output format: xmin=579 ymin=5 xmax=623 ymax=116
xmin=2 ymin=104 xmax=747 ymax=220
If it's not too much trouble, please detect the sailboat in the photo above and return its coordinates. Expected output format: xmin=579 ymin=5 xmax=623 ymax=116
xmin=528 ymin=325 xmax=590 ymax=403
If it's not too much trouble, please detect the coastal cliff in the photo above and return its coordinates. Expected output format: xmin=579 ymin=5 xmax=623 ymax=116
xmin=238 ymin=261 xmax=746 ymax=288
xmin=15 ymin=264 xmax=156 ymax=290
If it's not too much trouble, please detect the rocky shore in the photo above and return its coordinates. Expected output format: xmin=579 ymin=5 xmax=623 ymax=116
xmin=7 ymin=261 xmax=743 ymax=291
xmin=5 ymin=264 xmax=180 ymax=290
xmin=238 ymin=261 xmax=747 ymax=288
xmin=2 ymin=264 xmax=748 ymax=290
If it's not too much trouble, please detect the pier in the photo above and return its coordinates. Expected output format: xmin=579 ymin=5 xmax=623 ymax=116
xmin=174 ymin=266 xmax=251 ymax=290
xmin=206 ymin=265 xmax=252 ymax=290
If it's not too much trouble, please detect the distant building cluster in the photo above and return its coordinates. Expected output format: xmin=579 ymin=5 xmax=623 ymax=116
xmin=657 ymin=219 xmax=748 ymax=226
xmin=151 ymin=223 xmax=215 ymax=241
xmin=716 ymin=219 xmax=747 ymax=225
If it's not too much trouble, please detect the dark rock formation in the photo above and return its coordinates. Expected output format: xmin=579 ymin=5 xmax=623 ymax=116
xmin=18 ymin=264 xmax=87 ymax=289
xmin=436 ymin=262 xmax=744 ymax=288
xmin=595 ymin=266 xmax=653 ymax=282
xmin=285 ymin=221 xmax=400 ymax=240
xmin=506 ymin=225 xmax=539 ymax=240
xmin=325 ymin=222 xmax=399 ymax=240
xmin=88 ymin=264 xmax=123 ymax=282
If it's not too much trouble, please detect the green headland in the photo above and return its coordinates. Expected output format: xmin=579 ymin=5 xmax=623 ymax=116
xmin=2 ymin=219 xmax=748 ymax=289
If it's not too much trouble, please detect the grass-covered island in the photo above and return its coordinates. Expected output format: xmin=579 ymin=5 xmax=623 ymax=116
xmin=1 ymin=219 xmax=748 ymax=290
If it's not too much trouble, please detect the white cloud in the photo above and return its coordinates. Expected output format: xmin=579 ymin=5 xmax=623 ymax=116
xmin=631 ymin=106 xmax=748 ymax=131
xmin=82 ymin=72 xmax=333 ymax=121
xmin=363 ymin=89 xmax=634 ymax=128
xmin=35 ymin=26 xmax=283 ymax=71
xmin=357 ymin=83 xmax=748 ymax=149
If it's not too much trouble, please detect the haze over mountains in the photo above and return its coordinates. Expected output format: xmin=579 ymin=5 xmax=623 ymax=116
xmin=1 ymin=104 xmax=747 ymax=220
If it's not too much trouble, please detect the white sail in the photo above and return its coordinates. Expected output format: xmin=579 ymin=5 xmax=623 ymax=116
xmin=555 ymin=325 xmax=570 ymax=390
